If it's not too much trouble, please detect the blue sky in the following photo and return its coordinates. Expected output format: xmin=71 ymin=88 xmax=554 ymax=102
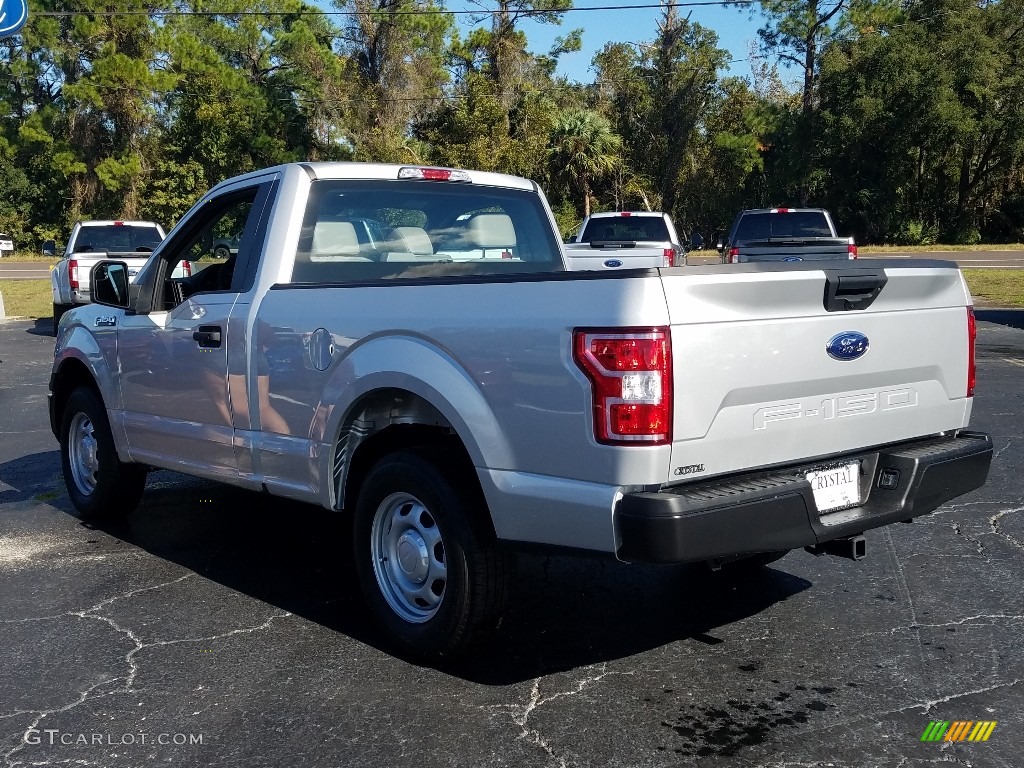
xmin=449 ymin=2 xmax=766 ymax=83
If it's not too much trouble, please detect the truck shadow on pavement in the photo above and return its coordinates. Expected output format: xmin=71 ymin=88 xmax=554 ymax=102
xmin=24 ymin=318 xmax=56 ymax=337
xmin=4 ymin=455 xmax=810 ymax=684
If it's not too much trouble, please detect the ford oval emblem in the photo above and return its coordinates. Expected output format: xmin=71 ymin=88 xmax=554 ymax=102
xmin=783 ymin=256 xmax=803 ymax=262
xmin=827 ymin=331 xmax=869 ymax=361
xmin=604 ymin=259 xmax=622 ymax=268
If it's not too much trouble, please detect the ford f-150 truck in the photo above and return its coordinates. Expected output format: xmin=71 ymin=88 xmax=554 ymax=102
xmin=564 ymin=211 xmax=686 ymax=269
xmin=49 ymin=163 xmax=992 ymax=659
xmin=718 ymin=208 xmax=857 ymax=263
xmin=49 ymin=220 xmax=183 ymax=333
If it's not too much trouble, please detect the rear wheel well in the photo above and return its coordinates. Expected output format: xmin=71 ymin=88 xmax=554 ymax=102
xmin=344 ymin=424 xmax=476 ymax=512
xmin=336 ymin=389 xmax=490 ymax=534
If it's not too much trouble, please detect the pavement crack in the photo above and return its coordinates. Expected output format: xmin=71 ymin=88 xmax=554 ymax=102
xmin=988 ymin=505 xmax=1024 ymax=551
xmin=992 ymin=438 xmax=1012 ymax=461
xmin=3 ymin=571 xmax=290 ymax=767
xmin=487 ymin=663 xmax=634 ymax=767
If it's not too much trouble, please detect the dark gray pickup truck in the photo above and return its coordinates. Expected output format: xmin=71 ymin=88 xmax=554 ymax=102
xmin=718 ymin=208 xmax=857 ymax=263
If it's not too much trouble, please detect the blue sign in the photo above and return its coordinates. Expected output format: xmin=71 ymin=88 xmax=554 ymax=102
xmin=826 ymin=331 xmax=869 ymax=361
xmin=0 ymin=0 xmax=29 ymax=37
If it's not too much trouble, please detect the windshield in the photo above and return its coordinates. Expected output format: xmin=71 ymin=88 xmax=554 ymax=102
xmin=290 ymin=180 xmax=564 ymax=283
xmin=734 ymin=212 xmax=833 ymax=241
xmin=72 ymin=225 xmax=163 ymax=253
xmin=580 ymin=217 xmax=670 ymax=243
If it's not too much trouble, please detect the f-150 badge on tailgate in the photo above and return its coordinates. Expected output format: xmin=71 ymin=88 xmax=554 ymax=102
xmin=826 ymin=331 xmax=869 ymax=361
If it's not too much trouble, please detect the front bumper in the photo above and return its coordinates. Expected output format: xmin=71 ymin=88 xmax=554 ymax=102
xmin=616 ymin=431 xmax=993 ymax=564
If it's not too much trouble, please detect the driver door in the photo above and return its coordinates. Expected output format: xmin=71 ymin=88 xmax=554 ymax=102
xmin=116 ymin=183 xmax=271 ymax=479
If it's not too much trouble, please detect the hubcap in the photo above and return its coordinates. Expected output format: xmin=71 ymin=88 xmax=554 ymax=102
xmin=370 ymin=492 xmax=447 ymax=623
xmin=68 ymin=412 xmax=99 ymax=496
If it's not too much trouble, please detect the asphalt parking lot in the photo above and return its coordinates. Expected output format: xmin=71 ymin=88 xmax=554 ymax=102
xmin=1 ymin=312 xmax=1023 ymax=768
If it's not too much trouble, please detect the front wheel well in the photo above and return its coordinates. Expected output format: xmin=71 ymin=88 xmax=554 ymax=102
xmin=51 ymin=359 xmax=102 ymax=435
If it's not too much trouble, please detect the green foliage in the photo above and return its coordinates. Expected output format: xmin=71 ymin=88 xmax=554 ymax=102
xmin=0 ymin=0 xmax=1021 ymax=245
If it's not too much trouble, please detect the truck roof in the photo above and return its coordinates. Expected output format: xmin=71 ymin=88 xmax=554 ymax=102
xmin=206 ymin=162 xmax=539 ymax=195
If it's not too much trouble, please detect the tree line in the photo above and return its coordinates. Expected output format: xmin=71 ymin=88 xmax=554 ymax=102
xmin=1 ymin=0 xmax=1022 ymax=247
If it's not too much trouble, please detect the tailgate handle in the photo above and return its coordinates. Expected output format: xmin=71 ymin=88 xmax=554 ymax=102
xmin=823 ymin=271 xmax=887 ymax=312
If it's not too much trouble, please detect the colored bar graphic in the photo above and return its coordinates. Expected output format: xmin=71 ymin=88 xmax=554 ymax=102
xmin=968 ymin=721 xmax=998 ymax=742
xmin=922 ymin=720 xmax=996 ymax=742
xmin=945 ymin=721 xmax=973 ymax=741
xmin=920 ymin=721 xmax=950 ymax=741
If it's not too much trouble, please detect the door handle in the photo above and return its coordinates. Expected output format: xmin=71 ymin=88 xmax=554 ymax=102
xmin=193 ymin=325 xmax=222 ymax=348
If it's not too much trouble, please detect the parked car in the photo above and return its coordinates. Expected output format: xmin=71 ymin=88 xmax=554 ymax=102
xmin=0 ymin=233 xmax=14 ymax=255
xmin=212 ymin=231 xmax=242 ymax=259
xmin=50 ymin=162 xmax=991 ymax=659
xmin=718 ymin=208 xmax=857 ymax=263
xmin=563 ymin=211 xmax=686 ymax=269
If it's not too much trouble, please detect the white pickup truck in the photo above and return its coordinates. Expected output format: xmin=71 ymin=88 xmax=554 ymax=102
xmin=49 ymin=163 xmax=992 ymax=658
xmin=563 ymin=211 xmax=686 ymax=269
xmin=49 ymin=220 xmax=179 ymax=333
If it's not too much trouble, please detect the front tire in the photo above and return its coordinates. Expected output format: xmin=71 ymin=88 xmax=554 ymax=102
xmin=60 ymin=387 xmax=146 ymax=520
xmin=213 ymin=246 xmax=230 ymax=260
xmin=353 ymin=449 xmax=511 ymax=660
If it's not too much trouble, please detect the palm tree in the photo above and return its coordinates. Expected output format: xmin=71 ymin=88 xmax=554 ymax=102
xmin=549 ymin=109 xmax=623 ymax=217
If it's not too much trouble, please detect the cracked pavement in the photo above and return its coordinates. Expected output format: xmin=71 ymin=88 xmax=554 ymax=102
xmin=2 ymin=311 xmax=1023 ymax=767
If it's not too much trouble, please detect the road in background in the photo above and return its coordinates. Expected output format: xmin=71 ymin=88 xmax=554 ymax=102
xmin=0 ymin=262 xmax=54 ymax=279
xmin=1 ymin=313 xmax=1022 ymax=767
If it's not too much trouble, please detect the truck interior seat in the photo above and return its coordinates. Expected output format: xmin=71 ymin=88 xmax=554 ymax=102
xmin=395 ymin=226 xmax=434 ymax=255
xmin=309 ymin=220 xmax=368 ymax=262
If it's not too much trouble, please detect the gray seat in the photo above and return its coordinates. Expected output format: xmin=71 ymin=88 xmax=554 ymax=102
xmin=467 ymin=214 xmax=516 ymax=251
xmin=395 ymin=226 xmax=434 ymax=255
xmin=309 ymin=221 xmax=369 ymax=262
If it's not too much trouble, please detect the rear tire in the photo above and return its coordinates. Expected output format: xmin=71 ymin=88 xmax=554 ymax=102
xmin=60 ymin=387 xmax=146 ymax=520
xmin=353 ymin=449 xmax=511 ymax=660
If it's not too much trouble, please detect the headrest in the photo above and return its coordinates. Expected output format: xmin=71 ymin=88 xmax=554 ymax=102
xmin=466 ymin=214 xmax=516 ymax=248
xmin=311 ymin=220 xmax=360 ymax=260
xmin=395 ymin=226 xmax=434 ymax=255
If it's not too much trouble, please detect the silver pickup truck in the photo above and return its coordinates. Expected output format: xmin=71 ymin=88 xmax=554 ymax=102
xmin=49 ymin=220 xmax=172 ymax=333
xmin=563 ymin=211 xmax=686 ymax=269
xmin=49 ymin=163 xmax=992 ymax=658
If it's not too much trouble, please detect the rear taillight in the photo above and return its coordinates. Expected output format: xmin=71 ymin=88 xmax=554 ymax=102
xmin=663 ymin=248 xmax=673 ymax=267
xmin=848 ymin=242 xmax=858 ymax=259
xmin=728 ymin=247 xmax=739 ymax=264
xmin=967 ymin=306 xmax=976 ymax=397
xmin=573 ymin=328 xmax=672 ymax=445
xmin=182 ymin=260 xmax=193 ymax=276
xmin=68 ymin=259 xmax=79 ymax=290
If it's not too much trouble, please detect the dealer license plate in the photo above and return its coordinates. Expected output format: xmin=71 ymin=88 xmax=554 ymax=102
xmin=805 ymin=461 xmax=861 ymax=513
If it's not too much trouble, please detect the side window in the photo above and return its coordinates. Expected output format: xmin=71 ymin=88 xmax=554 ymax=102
xmin=157 ymin=190 xmax=260 ymax=310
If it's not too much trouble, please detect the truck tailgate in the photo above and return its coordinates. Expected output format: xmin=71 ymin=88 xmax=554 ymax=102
xmin=662 ymin=263 xmax=973 ymax=483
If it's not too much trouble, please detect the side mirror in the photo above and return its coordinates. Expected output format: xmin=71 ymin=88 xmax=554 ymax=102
xmin=91 ymin=261 xmax=130 ymax=308
xmin=42 ymin=240 xmax=57 ymax=257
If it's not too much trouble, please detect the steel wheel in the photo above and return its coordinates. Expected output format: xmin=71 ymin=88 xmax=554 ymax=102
xmin=371 ymin=492 xmax=447 ymax=623
xmin=59 ymin=386 xmax=146 ymax=520
xmin=67 ymin=411 xmax=100 ymax=496
xmin=353 ymin=449 xmax=512 ymax=658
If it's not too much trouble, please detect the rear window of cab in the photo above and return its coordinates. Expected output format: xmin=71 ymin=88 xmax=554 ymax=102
xmin=290 ymin=180 xmax=564 ymax=283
